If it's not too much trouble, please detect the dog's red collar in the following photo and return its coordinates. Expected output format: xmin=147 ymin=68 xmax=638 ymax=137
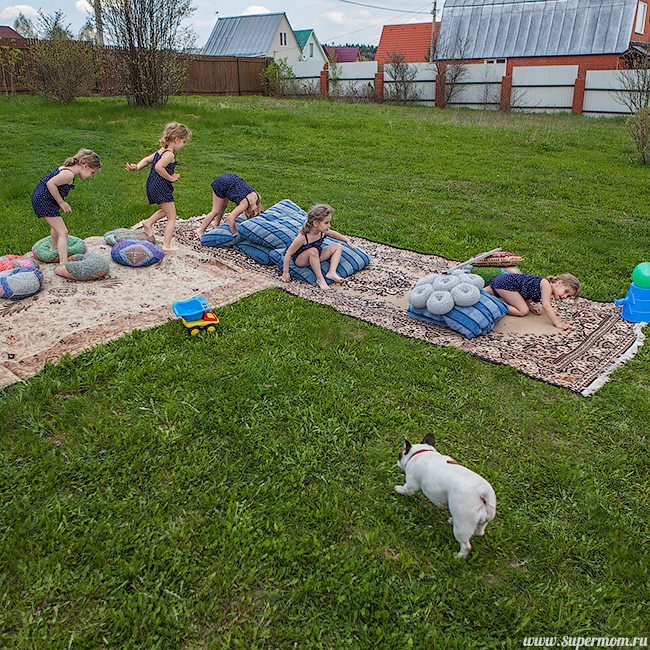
xmin=403 ymin=448 xmax=434 ymax=467
xmin=404 ymin=448 xmax=459 ymax=467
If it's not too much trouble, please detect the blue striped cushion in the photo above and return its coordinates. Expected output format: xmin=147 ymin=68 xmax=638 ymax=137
xmin=200 ymin=215 xmax=246 ymax=248
xmin=269 ymin=239 xmax=371 ymax=286
xmin=407 ymin=291 xmax=508 ymax=338
xmin=234 ymin=240 xmax=273 ymax=265
xmin=237 ymin=199 xmax=306 ymax=249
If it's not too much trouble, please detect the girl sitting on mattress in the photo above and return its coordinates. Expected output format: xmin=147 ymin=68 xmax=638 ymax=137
xmin=280 ymin=204 xmax=356 ymax=291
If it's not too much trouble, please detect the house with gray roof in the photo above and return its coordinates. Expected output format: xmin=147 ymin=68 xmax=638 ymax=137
xmin=436 ymin=0 xmax=650 ymax=70
xmin=294 ymin=29 xmax=328 ymax=65
xmin=203 ymin=13 xmax=303 ymax=61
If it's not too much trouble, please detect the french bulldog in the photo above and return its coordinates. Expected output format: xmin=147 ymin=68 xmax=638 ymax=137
xmin=395 ymin=434 xmax=496 ymax=558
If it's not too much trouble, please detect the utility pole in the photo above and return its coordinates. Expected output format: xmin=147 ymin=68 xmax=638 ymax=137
xmin=93 ymin=0 xmax=104 ymax=46
xmin=430 ymin=1 xmax=437 ymax=62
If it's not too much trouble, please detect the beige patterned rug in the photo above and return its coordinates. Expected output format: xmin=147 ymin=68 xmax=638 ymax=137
xmin=172 ymin=220 xmax=646 ymax=396
xmin=0 ymin=236 xmax=274 ymax=390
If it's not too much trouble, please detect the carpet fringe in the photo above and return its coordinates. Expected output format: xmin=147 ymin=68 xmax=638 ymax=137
xmin=581 ymin=322 xmax=647 ymax=396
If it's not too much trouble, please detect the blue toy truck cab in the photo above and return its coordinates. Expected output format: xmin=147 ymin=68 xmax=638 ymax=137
xmin=172 ymin=296 xmax=219 ymax=335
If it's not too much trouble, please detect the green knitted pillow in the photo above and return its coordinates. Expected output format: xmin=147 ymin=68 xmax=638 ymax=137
xmin=32 ymin=235 xmax=86 ymax=263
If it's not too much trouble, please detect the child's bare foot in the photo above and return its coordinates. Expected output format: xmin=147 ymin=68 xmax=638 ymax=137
xmin=143 ymin=223 xmax=154 ymax=237
xmin=162 ymin=243 xmax=181 ymax=252
xmin=194 ymin=228 xmax=205 ymax=238
xmin=530 ymin=304 xmax=542 ymax=315
xmin=316 ymin=277 xmax=330 ymax=291
xmin=326 ymin=272 xmax=345 ymax=283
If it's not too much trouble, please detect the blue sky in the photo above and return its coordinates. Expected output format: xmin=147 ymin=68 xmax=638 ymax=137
xmin=0 ymin=0 xmax=439 ymax=47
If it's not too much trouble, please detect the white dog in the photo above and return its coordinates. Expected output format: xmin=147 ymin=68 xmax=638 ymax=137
xmin=395 ymin=434 xmax=496 ymax=558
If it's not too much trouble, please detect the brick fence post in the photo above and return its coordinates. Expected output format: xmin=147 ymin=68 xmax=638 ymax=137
xmin=375 ymin=64 xmax=384 ymax=103
xmin=500 ymin=74 xmax=512 ymax=111
xmin=572 ymin=68 xmax=586 ymax=114
xmin=434 ymin=63 xmax=446 ymax=108
xmin=320 ymin=64 xmax=329 ymax=99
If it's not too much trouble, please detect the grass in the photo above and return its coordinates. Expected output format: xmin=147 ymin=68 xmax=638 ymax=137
xmin=0 ymin=95 xmax=649 ymax=648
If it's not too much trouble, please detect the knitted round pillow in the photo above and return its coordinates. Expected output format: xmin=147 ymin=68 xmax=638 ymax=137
xmin=104 ymin=228 xmax=157 ymax=246
xmin=431 ymin=274 xmax=460 ymax=291
xmin=0 ymin=255 xmax=39 ymax=272
xmin=451 ymin=283 xmax=481 ymax=307
xmin=55 ymin=252 xmax=110 ymax=281
xmin=458 ymin=272 xmax=485 ymax=290
xmin=32 ymin=236 xmax=86 ymax=263
xmin=111 ymin=240 xmax=165 ymax=267
xmin=415 ymin=273 xmax=439 ymax=287
xmin=408 ymin=283 xmax=434 ymax=309
xmin=0 ymin=267 xmax=44 ymax=299
xmin=426 ymin=290 xmax=455 ymax=315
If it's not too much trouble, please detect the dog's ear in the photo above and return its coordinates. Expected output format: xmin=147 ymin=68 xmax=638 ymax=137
xmin=403 ymin=436 xmax=412 ymax=455
xmin=421 ymin=433 xmax=436 ymax=447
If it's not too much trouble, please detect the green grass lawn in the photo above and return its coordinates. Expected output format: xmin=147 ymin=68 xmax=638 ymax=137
xmin=0 ymin=96 xmax=649 ymax=648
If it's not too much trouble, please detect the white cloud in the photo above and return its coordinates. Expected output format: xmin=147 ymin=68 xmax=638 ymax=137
xmin=243 ymin=5 xmax=270 ymax=15
xmin=75 ymin=0 xmax=92 ymax=15
xmin=322 ymin=11 xmax=346 ymax=25
xmin=1 ymin=3 xmax=38 ymax=20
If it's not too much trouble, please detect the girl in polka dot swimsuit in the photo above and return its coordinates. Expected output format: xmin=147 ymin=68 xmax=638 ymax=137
xmin=281 ymin=204 xmax=356 ymax=291
xmin=484 ymin=272 xmax=581 ymax=330
xmin=31 ymin=149 xmax=102 ymax=265
xmin=126 ymin=122 xmax=191 ymax=252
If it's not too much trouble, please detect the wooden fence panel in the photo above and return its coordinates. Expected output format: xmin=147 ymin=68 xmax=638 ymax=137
xmin=183 ymin=56 xmax=271 ymax=95
xmin=0 ymin=38 xmax=272 ymax=98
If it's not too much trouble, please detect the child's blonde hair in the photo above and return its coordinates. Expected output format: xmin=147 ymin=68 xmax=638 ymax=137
xmin=245 ymin=194 xmax=262 ymax=219
xmin=301 ymin=203 xmax=333 ymax=235
xmin=64 ymin=149 xmax=102 ymax=170
xmin=159 ymin=122 xmax=191 ymax=147
xmin=547 ymin=273 xmax=581 ymax=298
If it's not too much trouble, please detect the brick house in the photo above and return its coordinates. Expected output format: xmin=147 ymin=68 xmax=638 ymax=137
xmin=436 ymin=0 xmax=650 ymax=73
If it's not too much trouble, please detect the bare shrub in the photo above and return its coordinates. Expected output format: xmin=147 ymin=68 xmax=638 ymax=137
xmin=385 ymin=52 xmax=420 ymax=104
xmin=100 ymin=0 xmax=196 ymax=108
xmin=627 ymin=107 xmax=650 ymax=164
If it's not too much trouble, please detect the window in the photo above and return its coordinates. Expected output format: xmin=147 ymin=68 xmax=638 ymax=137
xmin=309 ymin=42 xmax=314 ymax=58
xmin=280 ymin=32 xmax=287 ymax=46
xmin=496 ymin=58 xmax=506 ymax=63
xmin=635 ymin=1 xmax=647 ymax=34
xmin=485 ymin=59 xmax=495 ymax=64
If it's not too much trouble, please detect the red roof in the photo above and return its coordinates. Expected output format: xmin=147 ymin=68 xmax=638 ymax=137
xmin=375 ymin=23 xmax=439 ymax=64
xmin=323 ymin=45 xmax=361 ymax=63
xmin=0 ymin=26 xmax=24 ymax=39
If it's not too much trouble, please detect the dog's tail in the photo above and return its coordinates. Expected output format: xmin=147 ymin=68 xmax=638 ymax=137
xmin=475 ymin=489 xmax=497 ymax=535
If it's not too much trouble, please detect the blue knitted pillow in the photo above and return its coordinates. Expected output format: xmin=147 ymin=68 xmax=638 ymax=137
xmin=200 ymin=215 xmax=246 ymax=248
xmin=0 ymin=267 xmax=44 ymax=299
xmin=111 ymin=240 xmax=164 ymax=267
xmin=234 ymin=241 xmax=273 ymax=265
xmin=407 ymin=291 xmax=508 ymax=338
xmin=269 ymin=239 xmax=371 ymax=286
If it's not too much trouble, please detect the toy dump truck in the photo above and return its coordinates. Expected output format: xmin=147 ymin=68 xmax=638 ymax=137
xmin=172 ymin=296 xmax=219 ymax=335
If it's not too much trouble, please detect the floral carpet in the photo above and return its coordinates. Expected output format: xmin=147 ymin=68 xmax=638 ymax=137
xmin=172 ymin=220 xmax=646 ymax=396
xmin=0 ymin=236 xmax=274 ymax=390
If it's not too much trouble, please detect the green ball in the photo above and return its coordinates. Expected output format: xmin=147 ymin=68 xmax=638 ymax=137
xmin=632 ymin=262 xmax=650 ymax=288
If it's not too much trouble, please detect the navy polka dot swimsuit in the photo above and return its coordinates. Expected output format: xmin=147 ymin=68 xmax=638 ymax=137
xmin=488 ymin=273 xmax=543 ymax=302
xmin=31 ymin=168 xmax=74 ymax=218
xmin=211 ymin=173 xmax=258 ymax=208
xmin=146 ymin=150 xmax=177 ymax=205
xmin=292 ymin=232 xmax=326 ymax=263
